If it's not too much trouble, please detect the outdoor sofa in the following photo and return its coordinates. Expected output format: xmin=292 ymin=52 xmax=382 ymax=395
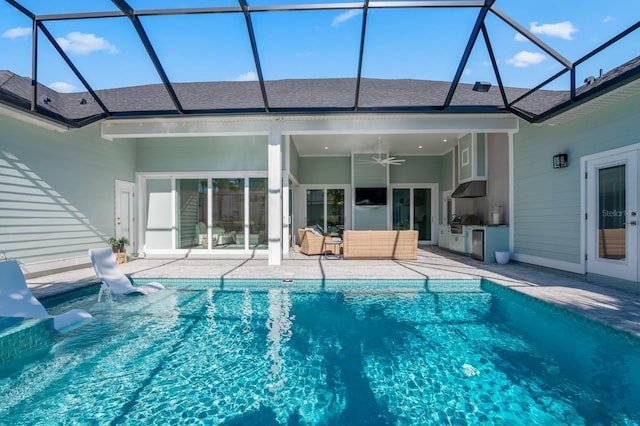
xmin=342 ymin=230 xmax=418 ymax=260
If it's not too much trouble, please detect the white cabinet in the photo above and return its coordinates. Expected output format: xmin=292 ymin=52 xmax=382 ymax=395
xmin=468 ymin=225 xmax=509 ymax=262
xmin=458 ymin=133 xmax=487 ymax=182
xmin=439 ymin=225 xmax=451 ymax=250
xmin=449 ymin=226 xmax=469 ymax=253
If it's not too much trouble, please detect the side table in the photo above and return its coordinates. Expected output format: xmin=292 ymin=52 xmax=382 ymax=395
xmin=323 ymin=239 xmax=342 ymax=259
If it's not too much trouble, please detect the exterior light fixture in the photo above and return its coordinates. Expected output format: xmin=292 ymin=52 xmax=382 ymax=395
xmin=553 ymin=152 xmax=568 ymax=169
xmin=472 ymin=81 xmax=491 ymax=92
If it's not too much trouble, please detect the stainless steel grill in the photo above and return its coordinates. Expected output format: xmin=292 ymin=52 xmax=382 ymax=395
xmin=450 ymin=215 xmax=480 ymax=234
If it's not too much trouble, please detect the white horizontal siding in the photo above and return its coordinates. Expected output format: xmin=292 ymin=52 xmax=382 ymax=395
xmin=0 ymin=115 xmax=136 ymax=271
xmin=136 ymin=136 xmax=267 ymax=172
xmin=513 ymin=91 xmax=640 ymax=266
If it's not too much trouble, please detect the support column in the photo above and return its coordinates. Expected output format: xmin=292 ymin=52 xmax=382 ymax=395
xmin=268 ymin=120 xmax=283 ymax=265
xmin=282 ymin=135 xmax=291 ymax=257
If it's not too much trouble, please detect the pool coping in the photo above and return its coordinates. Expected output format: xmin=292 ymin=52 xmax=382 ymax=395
xmin=22 ymin=247 xmax=640 ymax=339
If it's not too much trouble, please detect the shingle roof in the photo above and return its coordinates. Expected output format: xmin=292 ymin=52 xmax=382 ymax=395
xmin=1 ymin=54 xmax=639 ymax=127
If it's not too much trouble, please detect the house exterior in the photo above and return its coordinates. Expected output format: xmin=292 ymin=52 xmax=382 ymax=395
xmin=1 ymin=80 xmax=639 ymax=289
xmin=0 ymin=2 xmax=638 ymax=290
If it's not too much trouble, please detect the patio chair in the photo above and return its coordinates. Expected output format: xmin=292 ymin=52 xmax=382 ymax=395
xmin=0 ymin=260 xmax=93 ymax=333
xmin=88 ymin=247 xmax=164 ymax=301
xmin=298 ymin=228 xmax=329 ymax=255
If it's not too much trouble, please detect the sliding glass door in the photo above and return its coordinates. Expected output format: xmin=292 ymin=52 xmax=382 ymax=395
xmin=143 ymin=174 xmax=268 ymax=252
xmin=391 ymin=185 xmax=437 ymax=243
xmin=305 ymin=187 xmax=346 ymax=237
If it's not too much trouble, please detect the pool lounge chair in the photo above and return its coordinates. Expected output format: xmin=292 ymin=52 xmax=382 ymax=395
xmin=88 ymin=247 xmax=164 ymax=300
xmin=0 ymin=260 xmax=93 ymax=333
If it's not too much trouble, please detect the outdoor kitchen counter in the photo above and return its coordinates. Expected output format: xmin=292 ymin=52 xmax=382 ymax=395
xmin=439 ymin=224 xmax=509 ymax=262
xmin=469 ymin=225 xmax=510 ymax=262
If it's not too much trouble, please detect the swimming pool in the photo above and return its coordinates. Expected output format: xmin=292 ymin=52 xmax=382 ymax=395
xmin=1 ymin=279 xmax=639 ymax=425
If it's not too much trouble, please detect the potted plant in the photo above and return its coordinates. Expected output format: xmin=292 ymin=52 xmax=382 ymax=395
xmin=107 ymin=237 xmax=119 ymax=253
xmin=118 ymin=236 xmax=129 ymax=249
xmin=107 ymin=236 xmax=129 ymax=253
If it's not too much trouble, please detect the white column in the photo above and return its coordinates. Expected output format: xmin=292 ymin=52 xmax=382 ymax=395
xmin=268 ymin=120 xmax=283 ymax=265
xmin=282 ymin=135 xmax=291 ymax=257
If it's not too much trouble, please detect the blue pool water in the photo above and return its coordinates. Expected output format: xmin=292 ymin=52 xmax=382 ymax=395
xmin=1 ymin=279 xmax=639 ymax=425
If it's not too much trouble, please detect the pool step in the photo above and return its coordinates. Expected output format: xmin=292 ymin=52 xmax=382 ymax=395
xmin=0 ymin=317 xmax=55 ymax=365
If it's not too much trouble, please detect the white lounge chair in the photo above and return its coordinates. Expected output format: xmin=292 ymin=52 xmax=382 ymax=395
xmin=0 ymin=260 xmax=93 ymax=333
xmin=88 ymin=247 xmax=164 ymax=300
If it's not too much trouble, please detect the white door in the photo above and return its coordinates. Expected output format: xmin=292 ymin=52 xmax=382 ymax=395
xmin=586 ymin=151 xmax=639 ymax=281
xmin=115 ymin=180 xmax=136 ymax=252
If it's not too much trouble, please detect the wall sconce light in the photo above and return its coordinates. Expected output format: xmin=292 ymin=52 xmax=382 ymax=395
xmin=473 ymin=81 xmax=491 ymax=92
xmin=553 ymin=152 xmax=568 ymax=169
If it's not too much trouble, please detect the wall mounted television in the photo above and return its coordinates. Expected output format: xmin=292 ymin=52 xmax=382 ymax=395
xmin=355 ymin=187 xmax=387 ymax=206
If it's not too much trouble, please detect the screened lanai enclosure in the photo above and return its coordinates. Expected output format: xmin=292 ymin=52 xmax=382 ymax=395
xmin=0 ymin=0 xmax=639 ymax=128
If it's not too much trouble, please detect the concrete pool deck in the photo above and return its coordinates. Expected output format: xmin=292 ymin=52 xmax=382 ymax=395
xmin=25 ymin=246 xmax=640 ymax=338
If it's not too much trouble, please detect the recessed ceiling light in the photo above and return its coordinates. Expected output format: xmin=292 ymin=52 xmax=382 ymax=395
xmin=443 ymin=139 xmax=448 ymax=142
xmin=418 ymin=145 xmax=423 ymax=149
xmin=324 ymin=146 xmax=328 ymax=150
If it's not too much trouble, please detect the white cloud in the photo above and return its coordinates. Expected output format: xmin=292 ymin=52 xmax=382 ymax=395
xmin=603 ymin=16 xmax=614 ymax=23
xmin=332 ymin=10 xmax=362 ymax=27
xmin=463 ymin=68 xmax=472 ymax=76
xmin=48 ymin=82 xmax=76 ymax=93
xmin=234 ymin=71 xmax=258 ymax=82
xmin=56 ymin=32 xmax=118 ymax=55
xmin=2 ymin=27 xmax=31 ymax=39
xmin=530 ymin=21 xmax=578 ymax=40
xmin=514 ymin=33 xmax=527 ymax=42
xmin=507 ymin=51 xmax=547 ymax=68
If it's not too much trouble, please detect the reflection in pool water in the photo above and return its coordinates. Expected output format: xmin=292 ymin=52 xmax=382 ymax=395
xmin=0 ymin=280 xmax=639 ymax=425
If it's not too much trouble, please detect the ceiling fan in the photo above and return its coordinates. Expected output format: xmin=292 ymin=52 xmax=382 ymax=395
xmin=369 ymin=138 xmax=405 ymax=167
xmin=372 ymin=153 xmax=405 ymax=167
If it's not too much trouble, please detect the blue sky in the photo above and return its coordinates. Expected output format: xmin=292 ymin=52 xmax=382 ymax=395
xmin=0 ymin=0 xmax=638 ymax=94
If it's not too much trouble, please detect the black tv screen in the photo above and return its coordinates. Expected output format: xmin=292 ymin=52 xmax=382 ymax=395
xmin=355 ymin=187 xmax=387 ymax=206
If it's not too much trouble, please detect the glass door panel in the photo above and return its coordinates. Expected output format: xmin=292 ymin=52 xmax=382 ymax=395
xmin=176 ymin=179 xmax=208 ymax=249
xmin=327 ymin=189 xmax=345 ymax=237
xmin=144 ymin=179 xmax=172 ymax=249
xmin=249 ymin=178 xmax=268 ymax=249
xmin=392 ymin=189 xmax=410 ymax=230
xmin=212 ymin=178 xmax=244 ymax=249
xmin=306 ymin=189 xmax=324 ymax=230
xmin=598 ymin=165 xmax=626 ymax=260
xmin=414 ymin=188 xmax=432 ymax=241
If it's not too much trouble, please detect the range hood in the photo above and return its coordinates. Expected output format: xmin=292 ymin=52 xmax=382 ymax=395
xmin=451 ymin=181 xmax=486 ymax=198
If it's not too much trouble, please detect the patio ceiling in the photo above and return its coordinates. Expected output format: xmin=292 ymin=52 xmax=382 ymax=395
xmin=0 ymin=0 xmax=639 ymax=129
